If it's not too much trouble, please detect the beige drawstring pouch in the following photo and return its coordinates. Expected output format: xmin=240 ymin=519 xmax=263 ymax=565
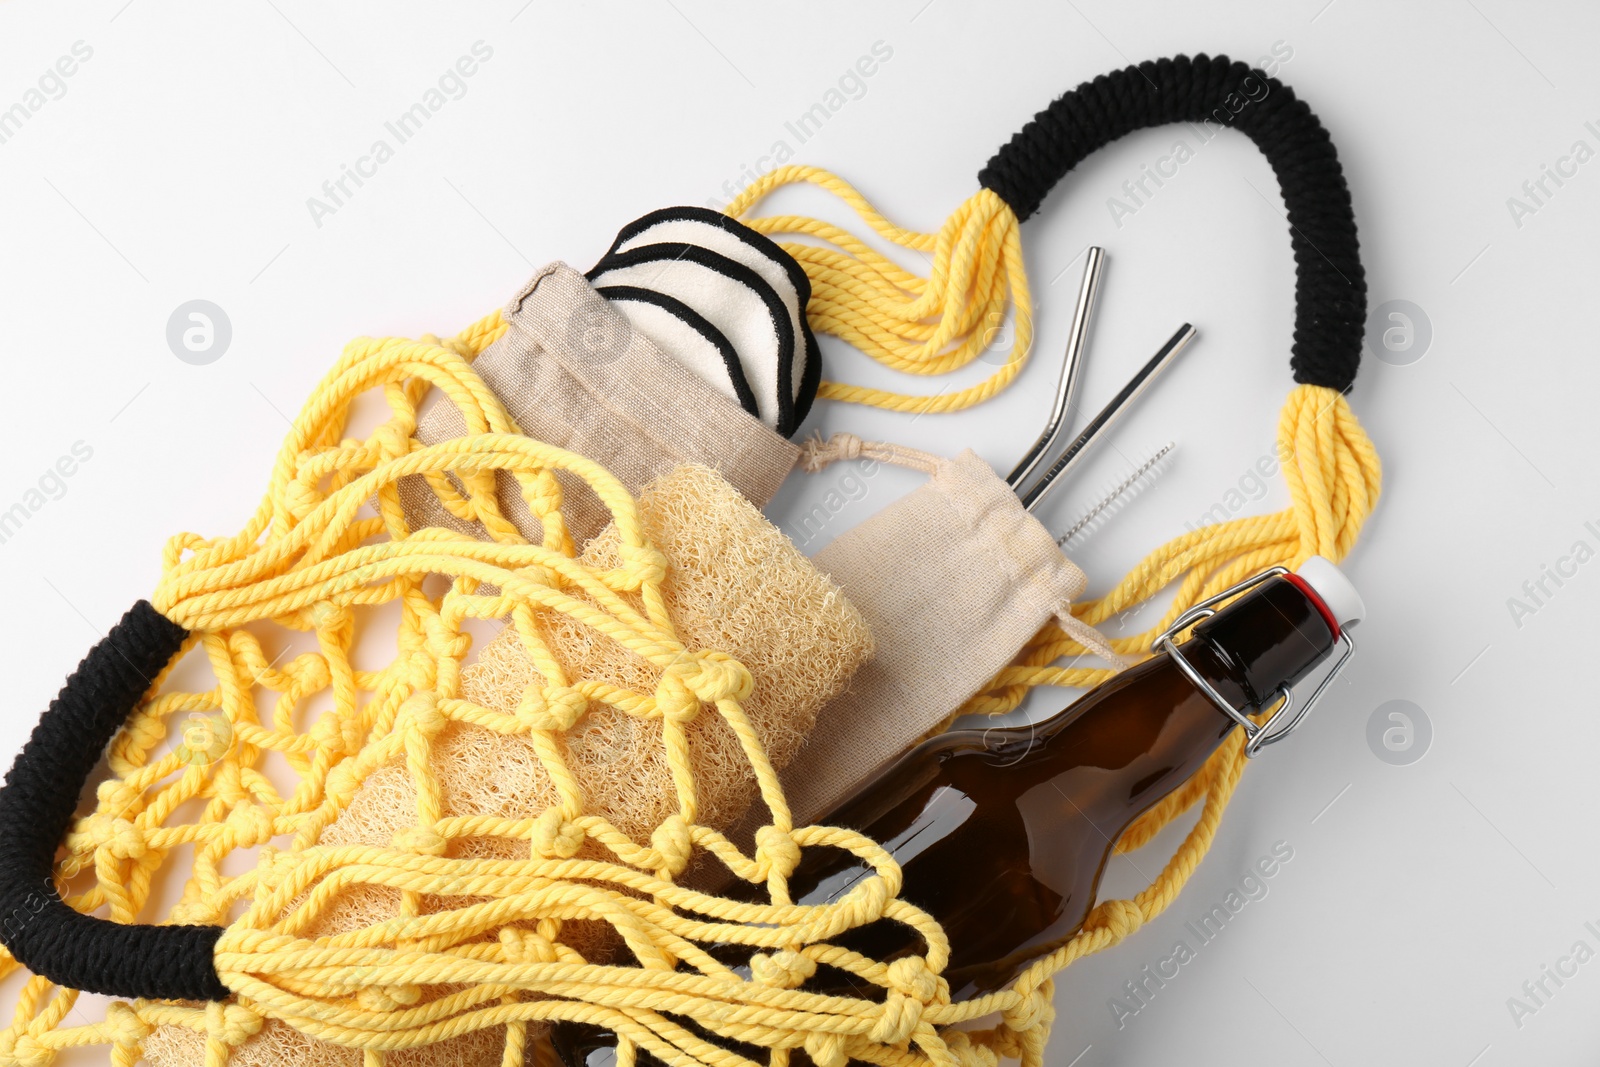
xmin=399 ymin=262 xmax=801 ymax=544
xmin=775 ymin=435 xmax=1127 ymax=826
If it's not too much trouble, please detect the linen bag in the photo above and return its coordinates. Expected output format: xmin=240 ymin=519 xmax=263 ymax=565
xmin=398 ymin=261 xmax=801 ymax=546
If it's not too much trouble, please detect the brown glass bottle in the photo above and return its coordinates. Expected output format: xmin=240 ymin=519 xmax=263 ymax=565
xmin=552 ymin=567 xmax=1354 ymax=1066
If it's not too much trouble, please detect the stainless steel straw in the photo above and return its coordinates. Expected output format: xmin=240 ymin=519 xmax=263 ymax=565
xmin=1006 ymin=246 xmax=1105 ymax=488
xmin=1019 ymin=323 xmax=1197 ymax=513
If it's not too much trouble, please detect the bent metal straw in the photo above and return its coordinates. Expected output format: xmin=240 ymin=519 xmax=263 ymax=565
xmin=0 ymin=53 xmax=1379 ymax=1067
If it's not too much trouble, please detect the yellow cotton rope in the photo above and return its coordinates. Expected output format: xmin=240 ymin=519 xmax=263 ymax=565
xmin=964 ymin=382 xmax=1382 ymax=713
xmin=0 ymin=177 xmax=1380 ymax=1067
xmin=725 ymin=165 xmax=1032 ymax=415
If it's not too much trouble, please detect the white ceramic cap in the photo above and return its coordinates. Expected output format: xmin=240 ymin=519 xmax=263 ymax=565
xmin=1295 ymin=556 xmax=1366 ymax=627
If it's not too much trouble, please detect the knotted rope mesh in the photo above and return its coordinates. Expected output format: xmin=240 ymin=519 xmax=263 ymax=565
xmin=0 ymin=175 xmax=1380 ymax=1067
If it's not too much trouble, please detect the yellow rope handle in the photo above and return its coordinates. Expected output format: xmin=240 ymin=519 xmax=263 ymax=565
xmin=963 ymin=383 xmax=1380 ymax=711
xmin=726 ymin=165 xmax=1032 ymax=415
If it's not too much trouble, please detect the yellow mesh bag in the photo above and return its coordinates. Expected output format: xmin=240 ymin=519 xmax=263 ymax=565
xmin=0 ymin=303 xmax=1377 ymax=1067
xmin=0 ymin=52 xmax=1382 ymax=1067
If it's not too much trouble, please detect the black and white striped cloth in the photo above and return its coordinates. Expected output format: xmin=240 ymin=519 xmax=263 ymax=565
xmin=587 ymin=207 xmax=820 ymax=438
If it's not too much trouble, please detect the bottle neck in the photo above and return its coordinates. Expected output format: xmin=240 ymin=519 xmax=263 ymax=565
xmin=1190 ymin=575 xmax=1338 ymax=708
xmin=1020 ymin=573 xmax=1340 ymax=791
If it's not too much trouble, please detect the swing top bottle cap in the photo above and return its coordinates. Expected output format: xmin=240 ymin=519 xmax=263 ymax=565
xmin=1293 ymin=556 xmax=1365 ymax=630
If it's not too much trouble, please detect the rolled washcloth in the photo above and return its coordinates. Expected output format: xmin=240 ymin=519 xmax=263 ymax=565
xmin=587 ymin=206 xmax=820 ymax=437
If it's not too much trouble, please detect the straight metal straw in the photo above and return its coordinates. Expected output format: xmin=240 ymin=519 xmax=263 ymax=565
xmin=1006 ymin=246 xmax=1105 ymax=488
xmin=1020 ymin=323 xmax=1198 ymax=513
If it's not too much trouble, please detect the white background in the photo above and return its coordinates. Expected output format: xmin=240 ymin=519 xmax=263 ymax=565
xmin=0 ymin=2 xmax=1597 ymax=1064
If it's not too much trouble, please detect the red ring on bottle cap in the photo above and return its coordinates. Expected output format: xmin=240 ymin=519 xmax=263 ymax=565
xmin=1284 ymin=573 xmax=1341 ymax=641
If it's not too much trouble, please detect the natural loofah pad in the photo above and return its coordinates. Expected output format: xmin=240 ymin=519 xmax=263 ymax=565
xmin=143 ymin=464 xmax=871 ymax=1067
xmin=140 ymin=1015 xmax=517 ymax=1067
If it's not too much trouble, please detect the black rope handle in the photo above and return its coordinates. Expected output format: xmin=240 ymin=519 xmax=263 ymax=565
xmin=0 ymin=602 xmax=228 ymax=1000
xmin=978 ymin=53 xmax=1366 ymax=393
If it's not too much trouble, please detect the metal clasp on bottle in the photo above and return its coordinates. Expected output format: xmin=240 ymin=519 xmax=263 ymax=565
xmin=1153 ymin=567 xmax=1356 ymax=758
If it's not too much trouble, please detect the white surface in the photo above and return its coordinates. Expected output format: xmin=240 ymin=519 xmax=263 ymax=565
xmin=0 ymin=1 xmax=1596 ymax=1064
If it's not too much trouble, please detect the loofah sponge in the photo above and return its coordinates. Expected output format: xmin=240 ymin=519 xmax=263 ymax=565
xmin=143 ymin=464 xmax=872 ymax=1067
